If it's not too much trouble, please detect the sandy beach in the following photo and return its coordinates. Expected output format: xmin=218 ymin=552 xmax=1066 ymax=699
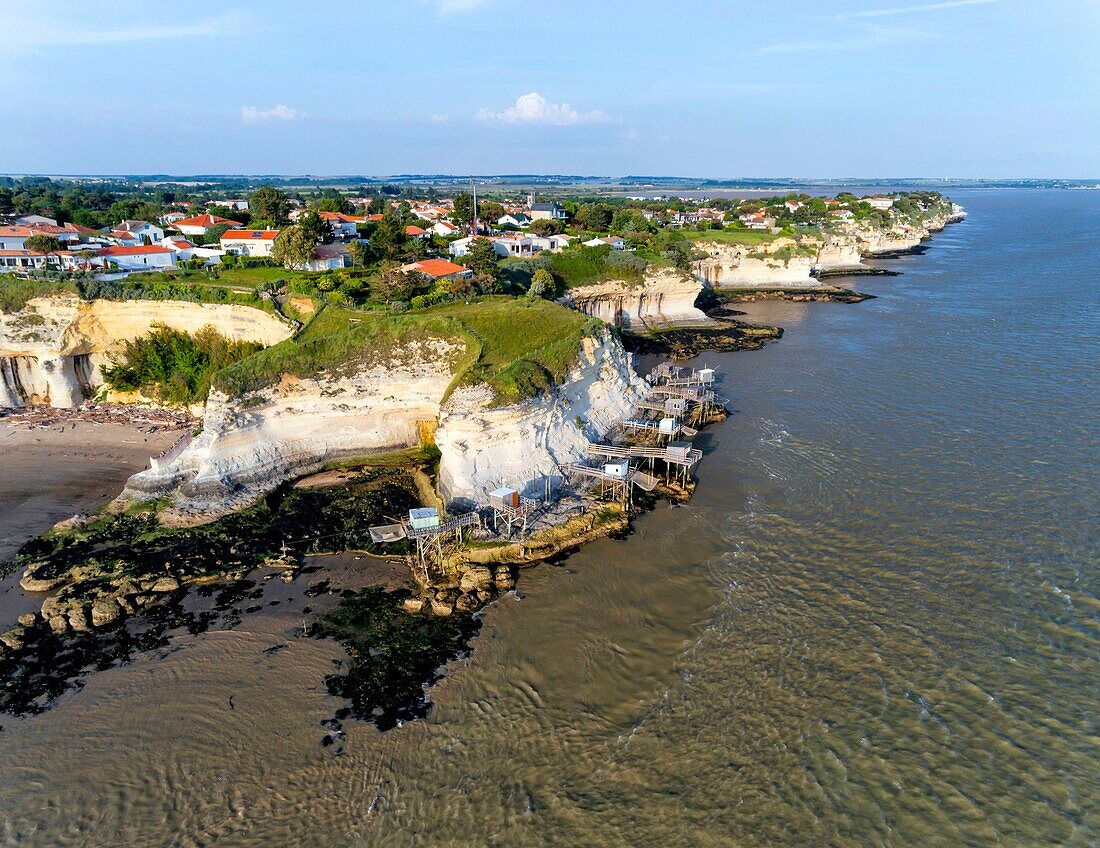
xmin=0 ymin=416 xmax=182 ymax=628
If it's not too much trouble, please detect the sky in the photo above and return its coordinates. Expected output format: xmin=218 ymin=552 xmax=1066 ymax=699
xmin=1 ymin=0 xmax=1097 ymax=178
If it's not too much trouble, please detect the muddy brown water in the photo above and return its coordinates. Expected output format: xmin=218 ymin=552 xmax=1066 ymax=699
xmin=0 ymin=189 xmax=1097 ymax=846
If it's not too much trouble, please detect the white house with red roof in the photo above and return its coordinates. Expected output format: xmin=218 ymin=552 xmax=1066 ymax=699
xmin=318 ymin=211 xmax=366 ymax=239
xmin=99 ymin=245 xmax=177 ymax=271
xmin=431 ymin=220 xmax=461 ymax=237
xmin=115 ymin=219 xmax=164 ymax=244
xmin=220 ymin=229 xmax=280 ymax=257
xmin=401 ymin=258 xmax=472 ymax=281
xmin=173 ymin=213 xmax=244 ymax=237
xmin=0 ymin=226 xmax=34 ymax=251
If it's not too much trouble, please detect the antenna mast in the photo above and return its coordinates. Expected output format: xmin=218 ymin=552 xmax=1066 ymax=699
xmin=470 ymin=177 xmax=478 ymax=236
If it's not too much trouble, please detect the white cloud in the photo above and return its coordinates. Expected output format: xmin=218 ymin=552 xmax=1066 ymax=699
xmin=429 ymin=0 xmax=491 ymax=13
xmin=6 ymin=10 xmax=249 ymax=46
xmin=241 ymin=104 xmax=302 ymax=124
xmin=841 ymin=0 xmax=998 ymax=18
xmin=476 ymin=92 xmax=609 ymax=126
xmin=430 ymin=114 xmax=450 ymax=123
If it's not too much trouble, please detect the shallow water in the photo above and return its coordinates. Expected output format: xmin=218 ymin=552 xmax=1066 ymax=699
xmin=0 ymin=189 xmax=1097 ymax=846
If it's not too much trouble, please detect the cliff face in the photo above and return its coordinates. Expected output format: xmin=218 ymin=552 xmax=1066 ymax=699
xmin=561 ymin=269 xmax=708 ymax=329
xmin=435 ymin=328 xmax=645 ymax=507
xmin=123 ymin=338 xmax=463 ymax=523
xmin=693 ymin=205 xmax=965 ymax=288
xmin=0 ymin=297 xmax=293 ymax=409
xmin=693 ymin=237 xmax=823 ymax=288
xmin=123 ymin=328 xmax=645 ymax=524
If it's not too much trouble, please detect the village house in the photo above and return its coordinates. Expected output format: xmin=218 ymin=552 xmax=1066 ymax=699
xmin=866 ymin=196 xmax=897 ymax=211
xmin=173 ymin=213 xmax=243 ymax=237
xmin=830 ymin=209 xmax=855 ymax=221
xmin=739 ymin=209 xmax=776 ymax=230
xmin=14 ymin=214 xmax=57 ymax=227
xmin=318 ymin=211 xmax=366 ymax=239
xmin=100 ymin=244 xmax=177 ymax=271
xmin=528 ymin=233 xmax=573 ymax=252
xmin=0 ymin=226 xmax=33 ymax=251
xmin=582 ymin=235 xmax=626 ymax=250
xmin=207 ymin=199 xmax=250 ymax=211
xmin=405 ymin=225 xmax=430 ymax=239
xmin=401 ymin=258 xmax=472 ymax=281
xmin=302 ymin=243 xmax=350 ymax=271
xmin=115 ymin=220 xmax=165 ymax=244
xmin=497 ymin=211 xmax=532 ymax=229
xmin=527 ymin=194 xmax=567 ymax=221
xmin=158 ymin=236 xmax=199 ymax=260
xmin=669 ymin=211 xmax=702 ymax=227
xmin=431 ymin=220 xmax=461 ymax=237
xmin=220 ymin=229 xmax=280 ymax=257
xmin=784 ymin=200 xmax=803 ymax=213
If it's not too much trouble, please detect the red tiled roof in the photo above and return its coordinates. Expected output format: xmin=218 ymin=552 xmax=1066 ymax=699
xmin=410 ymin=258 xmax=468 ymax=278
xmin=220 ymin=230 xmax=280 ymax=241
xmin=0 ymin=226 xmax=35 ymax=238
xmin=405 ymin=225 xmax=427 ymax=236
xmin=367 ymin=214 xmax=384 ymax=222
xmin=173 ymin=213 xmax=243 ymax=229
xmin=100 ymin=245 xmax=174 ymax=256
xmin=319 ymin=211 xmax=366 ymax=223
xmin=0 ymin=249 xmax=43 ymax=257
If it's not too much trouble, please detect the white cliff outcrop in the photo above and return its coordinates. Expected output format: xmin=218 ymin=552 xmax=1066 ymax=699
xmin=0 ymin=296 xmax=293 ymax=408
xmin=123 ymin=327 xmax=644 ymax=523
xmin=435 ymin=328 xmax=646 ymax=507
xmin=693 ymin=205 xmax=966 ymax=289
xmin=123 ymin=338 xmax=464 ymax=522
xmin=561 ymin=269 xmax=709 ymax=329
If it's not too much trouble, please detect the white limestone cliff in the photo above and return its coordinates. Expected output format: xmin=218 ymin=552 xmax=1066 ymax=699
xmin=560 ymin=269 xmax=709 ymax=329
xmin=435 ymin=328 xmax=646 ymax=507
xmin=122 ymin=328 xmax=645 ymax=523
xmin=0 ymin=296 xmax=293 ymax=408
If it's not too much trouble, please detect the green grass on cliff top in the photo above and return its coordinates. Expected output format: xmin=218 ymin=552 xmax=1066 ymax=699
xmin=215 ymin=296 xmax=599 ymax=406
xmin=680 ymin=228 xmax=786 ymax=245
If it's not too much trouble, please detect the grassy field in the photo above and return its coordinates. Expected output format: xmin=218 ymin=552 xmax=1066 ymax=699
xmin=428 ymin=297 xmax=600 ymax=404
xmin=215 ymin=297 xmax=597 ymax=406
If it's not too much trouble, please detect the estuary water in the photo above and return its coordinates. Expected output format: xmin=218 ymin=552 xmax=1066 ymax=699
xmin=0 ymin=188 xmax=1097 ymax=846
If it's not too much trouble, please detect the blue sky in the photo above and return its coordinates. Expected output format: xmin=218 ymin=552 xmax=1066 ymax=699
xmin=2 ymin=0 xmax=1096 ymax=178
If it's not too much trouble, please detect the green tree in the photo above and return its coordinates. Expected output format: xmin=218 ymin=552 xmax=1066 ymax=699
xmin=297 ymin=211 xmax=331 ymax=245
xmin=346 ymin=240 xmax=367 ymax=267
xmin=530 ymin=218 xmax=564 ymax=236
xmin=23 ymin=234 xmax=62 ymax=254
xmin=203 ymin=223 xmax=232 ymax=245
xmin=464 ymin=237 xmax=501 ymax=284
xmin=272 ymin=226 xmax=317 ymax=269
xmin=249 ymin=186 xmax=291 ymax=225
xmin=312 ymin=190 xmax=352 ymax=214
xmin=369 ymin=213 xmax=408 ymax=260
xmin=451 ymin=191 xmax=473 ymax=229
xmin=528 ymin=268 xmax=555 ymax=298
xmin=367 ymin=196 xmax=387 ymax=214
xmin=574 ymin=203 xmax=614 ymax=232
xmin=477 ymin=200 xmax=505 ymax=223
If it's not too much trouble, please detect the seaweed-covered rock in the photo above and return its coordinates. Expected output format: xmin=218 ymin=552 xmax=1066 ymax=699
xmin=91 ymin=598 xmax=123 ymax=628
xmin=67 ymin=605 xmax=91 ymax=633
xmin=151 ymin=576 xmax=181 ymax=593
xmin=459 ymin=565 xmax=494 ymax=593
xmin=17 ymin=612 xmax=39 ymax=628
xmin=494 ymin=565 xmax=516 ymax=591
xmin=0 ymin=627 xmax=27 ymax=651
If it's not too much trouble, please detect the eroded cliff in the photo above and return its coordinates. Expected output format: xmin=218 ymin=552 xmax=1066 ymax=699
xmin=0 ymin=296 xmax=294 ymax=408
xmin=560 ymin=269 xmax=709 ymax=329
